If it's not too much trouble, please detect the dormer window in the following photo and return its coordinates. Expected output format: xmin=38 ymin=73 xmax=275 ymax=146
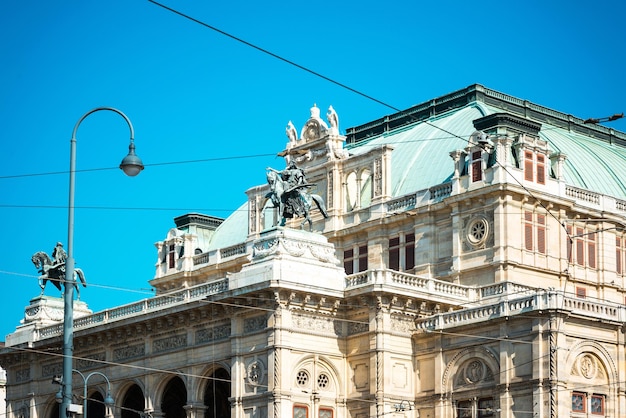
xmin=524 ymin=151 xmax=546 ymax=184
xmin=168 ymin=244 xmax=176 ymax=269
xmin=471 ymin=151 xmax=482 ymax=182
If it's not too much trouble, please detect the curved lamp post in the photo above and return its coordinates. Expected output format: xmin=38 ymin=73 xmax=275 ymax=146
xmin=56 ymin=370 xmax=114 ymax=418
xmin=61 ymin=107 xmax=143 ymax=418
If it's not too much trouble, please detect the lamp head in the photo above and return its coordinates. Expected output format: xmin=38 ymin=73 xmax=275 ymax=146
xmin=104 ymin=392 xmax=115 ymax=407
xmin=120 ymin=141 xmax=144 ymax=177
xmin=55 ymin=388 xmax=63 ymax=404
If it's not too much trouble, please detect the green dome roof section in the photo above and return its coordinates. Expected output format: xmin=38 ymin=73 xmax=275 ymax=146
xmin=347 ymin=103 xmax=490 ymax=197
xmin=346 ymin=84 xmax=626 ymax=201
xmin=207 ymin=202 xmax=249 ymax=251
xmin=540 ymin=128 xmax=626 ymax=198
xmin=202 ymin=84 xmax=626 ymax=250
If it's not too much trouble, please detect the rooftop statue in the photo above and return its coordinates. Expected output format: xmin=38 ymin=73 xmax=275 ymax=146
xmin=266 ymin=161 xmax=328 ymax=231
xmin=31 ymin=242 xmax=87 ymax=299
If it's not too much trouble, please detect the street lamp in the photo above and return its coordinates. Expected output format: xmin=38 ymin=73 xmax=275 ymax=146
xmin=61 ymin=107 xmax=143 ymax=418
xmin=55 ymin=370 xmax=114 ymax=418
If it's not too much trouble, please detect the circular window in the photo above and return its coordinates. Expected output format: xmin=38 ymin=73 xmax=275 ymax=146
xmin=317 ymin=373 xmax=330 ymax=389
xmin=296 ymin=370 xmax=309 ymax=387
xmin=467 ymin=217 xmax=489 ymax=246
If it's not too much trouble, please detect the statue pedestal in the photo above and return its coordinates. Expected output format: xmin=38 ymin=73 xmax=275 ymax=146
xmin=229 ymin=227 xmax=345 ymax=295
xmin=5 ymin=295 xmax=92 ymax=347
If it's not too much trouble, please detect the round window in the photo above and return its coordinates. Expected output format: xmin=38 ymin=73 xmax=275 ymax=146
xmin=296 ymin=370 xmax=309 ymax=387
xmin=467 ymin=217 xmax=489 ymax=246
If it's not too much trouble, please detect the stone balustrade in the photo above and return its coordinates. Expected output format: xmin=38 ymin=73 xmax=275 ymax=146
xmin=34 ymin=278 xmax=228 ymax=342
xmin=416 ymin=290 xmax=626 ymax=332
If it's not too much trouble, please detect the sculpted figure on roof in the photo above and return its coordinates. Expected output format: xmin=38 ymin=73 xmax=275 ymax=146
xmin=31 ymin=242 xmax=87 ymax=298
xmin=266 ymin=161 xmax=328 ymax=231
xmin=327 ymin=105 xmax=339 ymax=133
xmin=286 ymin=120 xmax=298 ymax=143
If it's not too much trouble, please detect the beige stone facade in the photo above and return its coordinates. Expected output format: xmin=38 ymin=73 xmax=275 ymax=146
xmin=2 ymin=85 xmax=626 ymax=418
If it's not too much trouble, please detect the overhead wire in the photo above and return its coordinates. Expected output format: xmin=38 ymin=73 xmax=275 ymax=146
xmin=1 ymin=3 xmax=622 ymax=417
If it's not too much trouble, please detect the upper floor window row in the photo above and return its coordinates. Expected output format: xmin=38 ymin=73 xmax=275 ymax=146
xmin=389 ymin=233 xmax=415 ymax=272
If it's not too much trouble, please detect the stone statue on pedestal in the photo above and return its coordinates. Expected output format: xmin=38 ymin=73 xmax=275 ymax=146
xmin=266 ymin=161 xmax=328 ymax=231
xmin=31 ymin=242 xmax=87 ymax=299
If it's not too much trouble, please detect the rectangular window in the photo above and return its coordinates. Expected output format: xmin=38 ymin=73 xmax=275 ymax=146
xmin=524 ymin=211 xmax=534 ymax=250
xmin=318 ymin=408 xmax=333 ymax=418
xmin=576 ymin=287 xmax=587 ymax=299
xmin=457 ymin=400 xmax=472 ymax=418
xmin=389 ymin=237 xmax=400 ymax=270
xmin=572 ymin=392 xmax=586 ymax=412
xmin=343 ymin=249 xmax=354 ymax=275
xmin=405 ymin=233 xmax=415 ymax=270
xmin=472 ymin=151 xmax=482 ymax=182
xmin=389 ymin=234 xmax=415 ymax=271
xmin=569 ymin=226 xmax=598 ymax=268
xmin=524 ymin=211 xmax=546 ymax=254
xmin=588 ymin=233 xmax=596 ymax=268
xmin=617 ymin=237 xmax=623 ymax=275
xmin=358 ymin=245 xmax=368 ymax=272
xmin=537 ymin=214 xmax=546 ymax=253
xmin=576 ymin=227 xmax=585 ymax=264
xmin=536 ymin=154 xmax=546 ymax=184
xmin=590 ymin=394 xmax=604 ymax=415
xmin=168 ymin=244 xmax=176 ymax=269
xmin=567 ymin=226 xmax=573 ymax=262
xmin=524 ymin=151 xmax=534 ymax=182
xmin=478 ymin=398 xmax=495 ymax=417
xmin=293 ymin=405 xmax=308 ymax=418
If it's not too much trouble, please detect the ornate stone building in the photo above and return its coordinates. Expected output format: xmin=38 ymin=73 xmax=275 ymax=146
xmin=2 ymin=84 xmax=626 ymax=418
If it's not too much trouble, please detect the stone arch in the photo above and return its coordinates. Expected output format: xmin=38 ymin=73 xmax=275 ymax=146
xmin=345 ymin=171 xmax=358 ymax=211
xmin=119 ymin=382 xmax=146 ymax=418
xmin=358 ymin=168 xmax=372 ymax=208
xmin=159 ymin=376 xmax=187 ymax=418
xmin=442 ymin=346 xmax=500 ymax=393
xmin=86 ymin=391 xmax=105 ymax=418
xmin=194 ymin=363 xmax=231 ymax=406
xmin=291 ymin=355 xmax=342 ymax=396
xmin=44 ymin=395 xmax=60 ymax=418
xmin=261 ymin=194 xmax=279 ymax=230
xmin=565 ymin=340 xmax=617 ymax=392
xmin=202 ymin=367 xmax=231 ymax=418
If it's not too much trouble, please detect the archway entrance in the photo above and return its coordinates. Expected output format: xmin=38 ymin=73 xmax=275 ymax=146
xmin=121 ymin=384 xmax=144 ymax=418
xmin=161 ymin=377 xmax=187 ymax=418
xmin=204 ymin=368 xmax=231 ymax=418
xmin=86 ymin=391 xmax=105 ymax=418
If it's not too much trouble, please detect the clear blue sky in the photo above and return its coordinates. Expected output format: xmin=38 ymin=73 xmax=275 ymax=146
xmin=1 ymin=0 xmax=625 ymax=340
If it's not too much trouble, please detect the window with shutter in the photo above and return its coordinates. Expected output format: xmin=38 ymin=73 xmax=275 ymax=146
xmin=524 ymin=211 xmax=533 ymax=250
xmin=617 ymin=237 xmax=623 ymax=275
xmin=524 ymin=151 xmax=534 ymax=181
xmin=537 ymin=214 xmax=546 ymax=254
xmin=588 ymin=234 xmax=596 ymax=268
xmin=471 ymin=151 xmax=482 ymax=182
xmin=536 ymin=154 xmax=546 ymax=184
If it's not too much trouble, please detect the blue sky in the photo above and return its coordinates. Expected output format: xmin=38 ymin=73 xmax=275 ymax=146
xmin=1 ymin=0 xmax=625 ymax=340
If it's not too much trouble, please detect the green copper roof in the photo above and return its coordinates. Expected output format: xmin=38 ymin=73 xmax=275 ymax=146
xmin=540 ymin=127 xmax=626 ymax=198
xmin=347 ymin=103 xmax=489 ymax=197
xmin=211 ymin=84 xmax=626 ymax=246
xmin=346 ymin=84 xmax=626 ymax=200
xmin=207 ymin=202 xmax=248 ymax=251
